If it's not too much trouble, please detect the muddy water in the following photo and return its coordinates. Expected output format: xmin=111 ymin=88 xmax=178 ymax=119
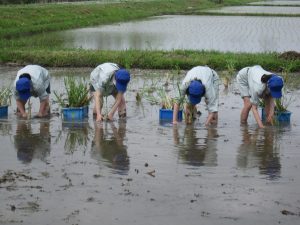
xmin=57 ymin=15 xmax=300 ymax=53
xmin=1 ymin=66 xmax=300 ymax=225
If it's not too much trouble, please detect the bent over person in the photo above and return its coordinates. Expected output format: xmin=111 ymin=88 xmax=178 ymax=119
xmin=90 ymin=62 xmax=130 ymax=122
xmin=236 ymin=65 xmax=284 ymax=128
xmin=14 ymin=65 xmax=50 ymax=118
xmin=173 ymin=66 xmax=219 ymax=126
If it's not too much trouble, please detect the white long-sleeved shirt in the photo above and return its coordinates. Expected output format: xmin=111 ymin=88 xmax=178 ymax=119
xmin=90 ymin=63 xmax=120 ymax=96
xmin=14 ymin=65 xmax=50 ymax=101
xmin=236 ymin=65 xmax=272 ymax=105
xmin=178 ymin=66 xmax=219 ymax=112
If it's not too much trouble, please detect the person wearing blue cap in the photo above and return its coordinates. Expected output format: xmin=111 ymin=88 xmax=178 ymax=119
xmin=236 ymin=65 xmax=284 ymax=128
xmin=173 ymin=66 xmax=219 ymax=126
xmin=14 ymin=65 xmax=51 ymax=118
xmin=90 ymin=62 xmax=130 ymax=122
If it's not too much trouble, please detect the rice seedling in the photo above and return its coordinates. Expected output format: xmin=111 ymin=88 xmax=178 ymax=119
xmin=0 ymin=87 xmax=12 ymax=106
xmin=274 ymin=64 xmax=295 ymax=112
xmin=53 ymin=76 xmax=91 ymax=108
xmin=222 ymin=60 xmax=236 ymax=88
xmin=139 ymin=81 xmax=186 ymax=123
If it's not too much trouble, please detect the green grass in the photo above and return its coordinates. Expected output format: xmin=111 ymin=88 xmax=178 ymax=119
xmin=0 ymin=0 xmax=223 ymax=39
xmin=2 ymin=49 xmax=299 ymax=72
xmin=1 ymin=0 xmax=299 ymax=71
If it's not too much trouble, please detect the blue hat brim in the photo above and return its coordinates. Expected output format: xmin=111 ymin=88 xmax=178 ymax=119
xmin=116 ymin=82 xmax=127 ymax=93
xmin=19 ymin=90 xmax=31 ymax=101
xmin=270 ymin=90 xmax=282 ymax=98
xmin=188 ymin=95 xmax=201 ymax=105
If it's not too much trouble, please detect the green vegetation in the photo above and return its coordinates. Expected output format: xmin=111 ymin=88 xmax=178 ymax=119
xmin=0 ymin=87 xmax=12 ymax=106
xmin=54 ymin=76 xmax=91 ymax=107
xmin=3 ymin=49 xmax=298 ymax=72
xmin=0 ymin=0 xmax=299 ymax=71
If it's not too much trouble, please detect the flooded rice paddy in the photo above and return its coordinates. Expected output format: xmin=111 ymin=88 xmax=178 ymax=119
xmin=205 ymin=6 xmax=300 ymax=14
xmin=249 ymin=0 xmax=300 ymax=5
xmin=58 ymin=15 xmax=300 ymax=53
xmin=1 ymin=66 xmax=300 ymax=225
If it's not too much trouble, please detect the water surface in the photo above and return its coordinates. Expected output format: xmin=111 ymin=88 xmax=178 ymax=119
xmin=1 ymin=66 xmax=300 ymax=225
xmin=249 ymin=0 xmax=300 ymax=5
xmin=58 ymin=15 xmax=300 ymax=53
xmin=206 ymin=6 xmax=300 ymax=14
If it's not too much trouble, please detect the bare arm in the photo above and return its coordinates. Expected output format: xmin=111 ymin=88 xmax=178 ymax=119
xmin=108 ymin=92 xmax=123 ymax=120
xmin=252 ymin=105 xmax=264 ymax=128
xmin=16 ymin=99 xmax=27 ymax=118
xmin=265 ymin=96 xmax=275 ymax=124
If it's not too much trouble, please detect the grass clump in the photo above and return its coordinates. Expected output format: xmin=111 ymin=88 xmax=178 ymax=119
xmin=54 ymin=76 xmax=91 ymax=108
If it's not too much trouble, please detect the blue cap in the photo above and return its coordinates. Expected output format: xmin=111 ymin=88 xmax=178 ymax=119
xmin=115 ymin=69 xmax=130 ymax=92
xmin=188 ymin=80 xmax=205 ymax=105
xmin=16 ymin=77 xmax=31 ymax=101
xmin=267 ymin=75 xmax=283 ymax=98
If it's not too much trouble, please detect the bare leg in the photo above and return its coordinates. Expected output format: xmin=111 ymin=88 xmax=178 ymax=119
xmin=241 ymin=97 xmax=252 ymax=124
xmin=36 ymin=97 xmax=50 ymax=117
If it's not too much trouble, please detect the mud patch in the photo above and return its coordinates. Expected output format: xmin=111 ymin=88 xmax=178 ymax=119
xmin=279 ymin=51 xmax=300 ymax=60
xmin=0 ymin=170 xmax=36 ymax=184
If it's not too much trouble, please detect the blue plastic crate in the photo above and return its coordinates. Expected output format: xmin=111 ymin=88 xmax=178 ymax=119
xmin=0 ymin=105 xmax=8 ymax=117
xmin=83 ymin=105 xmax=89 ymax=117
xmin=62 ymin=106 xmax=88 ymax=121
xmin=159 ymin=109 xmax=183 ymax=121
xmin=261 ymin=108 xmax=291 ymax=123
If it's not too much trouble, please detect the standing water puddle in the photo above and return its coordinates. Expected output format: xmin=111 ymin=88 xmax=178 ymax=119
xmin=1 ymin=66 xmax=300 ymax=225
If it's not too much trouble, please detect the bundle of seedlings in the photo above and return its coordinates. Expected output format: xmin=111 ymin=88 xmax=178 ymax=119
xmin=141 ymin=85 xmax=181 ymax=109
xmin=54 ymin=76 xmax=91 ymax=108
xmin=0 ymin=87 xmax=12 ymax=107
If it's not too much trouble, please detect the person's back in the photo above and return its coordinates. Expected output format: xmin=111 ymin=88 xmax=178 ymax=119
xmin=236 ymin=65 xmax=283 ymax=128
xmin=15 ymin=65 xmax=50 ymax=99
xmin=14 ymin=65 xmax=50 ymax=118
xmin=89 ymin=62 xmax=130 ymax=122
xmin=173 ymin=65 xmax=219 ymax=126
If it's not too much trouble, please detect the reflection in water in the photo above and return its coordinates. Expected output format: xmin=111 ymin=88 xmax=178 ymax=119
xmin=61 ymin=122 xmax=91 ymax=154
xmin=14 ymin=121 xmax=51 ymax=163
xmin=0 ymin=121 xmax=12 ymax=136
xmin=237 ymin=126 xmax=283 ymax=180
xmin=91 ymin=121 xmax=129 ymax=175
xmin=58 ymin=15 xmax=300 ymax=53
xmin=63 ymin=30 xmax=162 ymax=50
xmin=173 ymin=125 xmax=218 ymax=167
